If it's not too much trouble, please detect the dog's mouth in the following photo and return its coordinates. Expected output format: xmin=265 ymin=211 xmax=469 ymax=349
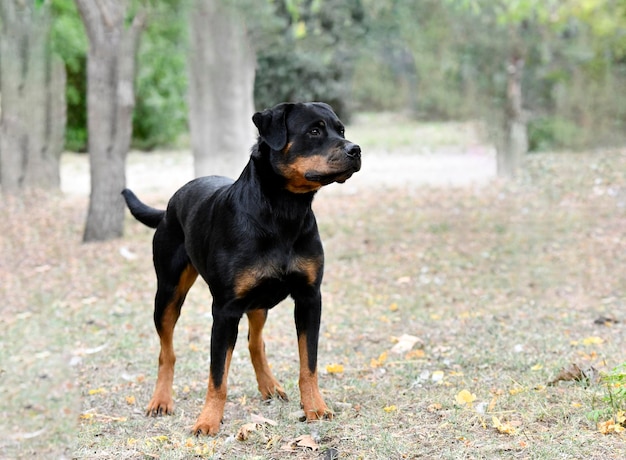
xmin=305 ymin=167 xmax=359 ymax=185
xmin=304 ymin=158 xmax=361 ymax=185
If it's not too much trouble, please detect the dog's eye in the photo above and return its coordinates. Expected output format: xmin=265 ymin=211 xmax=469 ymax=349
xmin=309 ymin=128 xmax=321 ymax=136
xmin=338 ymin=127 xmax=345 ymax=137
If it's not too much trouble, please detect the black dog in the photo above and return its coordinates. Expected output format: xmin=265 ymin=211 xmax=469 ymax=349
xmin=122 ymin=102 xmax=361 ymax=435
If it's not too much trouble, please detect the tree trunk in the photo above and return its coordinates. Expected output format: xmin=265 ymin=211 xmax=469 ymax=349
xmin=188 ymin=0 xmax=256 ymax=178
xmin=0 ymin=0 xmax=66 ymax=193
xmin=497 ymin=54 xmax=528 ymax=179
xmin=76 ymin=0 xmax=146 ymax=242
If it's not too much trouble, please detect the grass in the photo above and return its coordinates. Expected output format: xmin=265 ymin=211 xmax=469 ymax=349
xmin=1 ymin=118 xmax=625 ymax=459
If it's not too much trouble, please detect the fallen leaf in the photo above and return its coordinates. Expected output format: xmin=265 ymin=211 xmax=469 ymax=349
xmin=383 ymin=405 xmax=397 ymax=413
xmin=455 ymin=389 xmax=476 ymax=406
xmin=88 ymin=388 xmax=106 ymax=395
xmin=370 ymin=351 xmax=388 ymax=368
xmin=282 ymin=434 xmax=319 ymax=451
xmin=492 ymin=416 xmax=517 ymax=435
xmin=251 ymin=413 xmax=278 ymax=426
xmin=548 ymin=363 xmax=599 ymax=386
xmin=325 ymin=363 xmax=345 ymax=374
xmin=405 ymin=349 xmax=426 ymax=359
xmin=509 ymin=386 xmax=525 ymax=395
xmin=390 ymin=334 xmax=422 ymax=354
xmin=427 ymin=403 xmax=442 ymax=412
xmin=431 ymin=370 xmax=444 ymax=383
xmin=582 ymin=336 xmax=604 ymax=346
xmin=125 ymin=395 xmax=136 ymax=405
xmin=531 ymin=364 xmax=543 ymax=371
xmin=236 ymin=422 xmax=259 ymax=441
xmin=593 ymin=316 xmax=619 ymax=326
xmin=598 ymin=416 xmax=625 ymax=435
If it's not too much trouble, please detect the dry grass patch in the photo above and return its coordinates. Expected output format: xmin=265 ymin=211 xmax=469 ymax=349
xmin=1 ymin=150 xmax=625 ymax=459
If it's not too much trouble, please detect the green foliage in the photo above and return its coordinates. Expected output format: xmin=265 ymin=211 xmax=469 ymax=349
xmin=50 ymin=0 xmax=88 ymax=151
xmin=589 ymin=363 xmax=626 ymax=422
xmin=528 ymin=116 xmax=582 ymax=152
xmin=254 ymin=0 xmax=367 ymax=120
xmin=132 ymin=1 xmax=188 ymax=149
xmin=355 ymin=0 xmax=626 ymax=151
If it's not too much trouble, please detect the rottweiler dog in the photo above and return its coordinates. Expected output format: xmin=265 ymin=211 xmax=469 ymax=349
xmin=122 ymin=102 xmax=361 ymax=435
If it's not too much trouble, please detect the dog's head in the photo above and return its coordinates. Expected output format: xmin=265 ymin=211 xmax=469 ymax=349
xmin=252 ymin=102 xmax=361 ymax=194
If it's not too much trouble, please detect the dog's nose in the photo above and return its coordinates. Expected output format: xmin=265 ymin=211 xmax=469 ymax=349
xmin=345 ymin=143 xmax=361 ymax=159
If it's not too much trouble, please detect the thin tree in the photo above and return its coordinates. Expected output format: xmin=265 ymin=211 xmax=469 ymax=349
xmin=0 ymin=0 xmax=66 ymax=193
xmin=75 ymin=0 xmax=146 ymax=241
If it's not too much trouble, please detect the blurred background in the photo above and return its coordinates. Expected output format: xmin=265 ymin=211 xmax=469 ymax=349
xmin=1 ymin=0 xmax=625 ymax=240
xmin=48 ymin=0 xmax=626 ymax=152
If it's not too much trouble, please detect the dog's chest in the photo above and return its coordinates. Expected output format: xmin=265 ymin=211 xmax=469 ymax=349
xmin=232 ymin=252 xmax=321 ymax=300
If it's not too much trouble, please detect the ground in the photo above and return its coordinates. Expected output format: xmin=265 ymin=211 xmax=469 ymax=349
xmin=1 ymin=114 xmax=625 ymax=459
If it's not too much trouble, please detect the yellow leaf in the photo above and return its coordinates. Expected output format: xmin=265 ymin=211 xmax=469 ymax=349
xmin=125 ymin=395 xmax=136 ymax=405
xmin=185 ymin=438 xmax=195 ymax=448
xmin=88 ymin=388 xmax=106 ymax=395
xmin=405 ymin=349 xmax=426 ymax=359
xmin=598 ymin=419 xmax=625 ymax=434
xmin=455 ymin=389 xmax=476 ymax=406
xmin=492 ymin=416 xmax=516 ymax=435
xmin=582 ymin=336 xmax=604 ymax=346
xmin=389 ymin=303 xmax=399 ymax=312
xmin=370 ymin=351 xmax=388 ymax=368
xmin=509 ymin=386 xmax=525 ymax=395
xmin=80 ymin=413 xmax=94 ymax=420
xmin=530 ymin=364 xmax=543 ymax=371
xmin=152 ymin=435 xmax=168 ymax=442
xmin=325 ymin=363 xmax=344 ymax=374
xmin=383 ymin=405 xmax=397 ymax=413
xmin=127 ymin=438 xmax=137 ymax=446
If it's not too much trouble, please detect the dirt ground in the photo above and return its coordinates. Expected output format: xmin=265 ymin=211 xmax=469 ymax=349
xmin=3 ymin=118 xmax=625 ymax=459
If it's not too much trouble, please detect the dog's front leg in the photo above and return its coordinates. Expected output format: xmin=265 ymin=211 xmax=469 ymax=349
xmin=294 ymin=293 xmax=333 ymax=421
xmin=192 ymin=314 xmax=240 ymax=436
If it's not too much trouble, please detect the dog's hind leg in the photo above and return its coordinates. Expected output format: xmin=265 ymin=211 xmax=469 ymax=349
xmin=147 ymin=235 xmax=198 ymax=417
xmin=247 ymin=309 xmax=288 ymax=401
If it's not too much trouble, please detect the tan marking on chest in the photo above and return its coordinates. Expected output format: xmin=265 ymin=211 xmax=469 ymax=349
xmin=233 ymin=255 xmax=322 ymax=298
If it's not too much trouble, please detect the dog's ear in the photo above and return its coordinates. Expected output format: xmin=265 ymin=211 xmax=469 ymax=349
xmin=252 ymin=103 xmax=292 ymax=151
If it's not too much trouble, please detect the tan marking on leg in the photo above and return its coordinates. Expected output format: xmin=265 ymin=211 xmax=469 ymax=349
xmin=192 ymin=348 xmax=233 ymax=436
xmin=247 ymin=310 xmax=287 ymax=400
xmin=298 ymin=334 xmax=332 ymax=421
xmin=146 ymin=265 xmax=198 ymax=416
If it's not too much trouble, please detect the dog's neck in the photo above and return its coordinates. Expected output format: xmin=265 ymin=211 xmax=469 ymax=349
xmin=233 ymin=143 xmax=316 ymax=225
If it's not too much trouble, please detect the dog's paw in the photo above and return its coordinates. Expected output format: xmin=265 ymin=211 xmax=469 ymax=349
xmin=191 ymin=417 xmax=221 ymax=436
xmin=304 ymin=405 xmax=333 ymax=421
xmin=260 ymin=383 xmax=289 ymax=402
xmin=145 ymin=397 xmax=174 ymax=417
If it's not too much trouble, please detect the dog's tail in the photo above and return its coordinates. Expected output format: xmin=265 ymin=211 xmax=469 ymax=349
xmin=121 ymin=189 xmax=165 ymax=229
